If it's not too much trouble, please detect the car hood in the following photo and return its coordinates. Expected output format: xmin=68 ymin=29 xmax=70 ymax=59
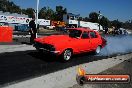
xmin=35 ymin=35 xmax=73 ymax=45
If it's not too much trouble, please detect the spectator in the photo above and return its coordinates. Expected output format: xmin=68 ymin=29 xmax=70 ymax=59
xmin=29 ymin=18 xmax=36 ymax=44
xmin=114 ymin=27 xmax=119 ymax=35
xmin=104 ymin=26 xmax=108 ymax=34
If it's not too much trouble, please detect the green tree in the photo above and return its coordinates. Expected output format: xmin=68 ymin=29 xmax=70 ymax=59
xmin=38 ymin=7 xmax=47 ymax=19
xmin=55 ymin=6 xmax=67 ymax=21
xmin=45 ymin=7 xmax=55 ymax=20
xmin=100 ymin=16 xmax=110 ymax=28
xmin=122 ymin=20 xmax=132 ymax=30
xmin=111 ymin=20 xmax=122 ymax=29
xmin=21 ymin=9 xmax=27 ymax=15
xmin=0 ymin=0 xmax=22 ymax=13
xmin=89 ymin=12 xmax=99 ymax=23
xmin=38 ymin=7 xmax=55 ymax=20
xmin=83 ymin=17 xmax=90 ymax=22
xmin=25 ymin=8 xmax=35 ymax=18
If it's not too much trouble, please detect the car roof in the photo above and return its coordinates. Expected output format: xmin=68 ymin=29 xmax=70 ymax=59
xmin=67 ymin=28 xmax=94 ymax=32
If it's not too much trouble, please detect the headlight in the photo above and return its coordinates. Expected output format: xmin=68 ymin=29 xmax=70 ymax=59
xmin=47 ymin=44 xmax=55 ymax=51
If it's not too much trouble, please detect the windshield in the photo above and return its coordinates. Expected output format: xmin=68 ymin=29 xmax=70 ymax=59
xmin=67 ymin=29 xmax=82 ymax=38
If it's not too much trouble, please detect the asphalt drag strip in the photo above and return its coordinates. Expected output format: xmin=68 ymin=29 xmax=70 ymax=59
xmin=0 ymin=50 xmax=107 ymax=86
xmin=2 ymin=53 xmax=132 ymax=88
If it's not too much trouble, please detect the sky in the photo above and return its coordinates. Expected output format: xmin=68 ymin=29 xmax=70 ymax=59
xmin=11 ymin=0 xmax=132 ymax=22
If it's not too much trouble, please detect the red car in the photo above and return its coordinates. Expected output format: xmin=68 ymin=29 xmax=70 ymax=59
xmin=34 ymin=28 xmax=106 ymax=61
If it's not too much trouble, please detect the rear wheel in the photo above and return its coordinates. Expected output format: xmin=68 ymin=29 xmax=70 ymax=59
xmin=95 ymin=46 xmax=101 ymax=54
xmin=62 ymin=49 xmax=72 ymax=61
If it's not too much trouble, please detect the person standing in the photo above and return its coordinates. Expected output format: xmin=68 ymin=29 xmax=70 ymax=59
xmin=104 ymin=26 xmax=108 ymax=34
xmin=29 ymin=18 xmax=36 ymax=44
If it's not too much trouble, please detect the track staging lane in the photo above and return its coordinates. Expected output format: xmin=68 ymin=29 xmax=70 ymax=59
xmin=0 ymin=35 xmax=132 ymax=86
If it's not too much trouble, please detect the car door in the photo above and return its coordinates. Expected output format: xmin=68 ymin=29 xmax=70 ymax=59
xmin=89 ymin=31 xmax=99 ymax=50
xmin=78 ymin=31 xmax=91 ymax=52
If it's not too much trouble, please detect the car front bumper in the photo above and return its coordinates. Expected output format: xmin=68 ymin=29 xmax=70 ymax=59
xmin=33 ymin=43 xmax=60 ymax=55
xmin=38 ymin=48 xmax=60 ymax=54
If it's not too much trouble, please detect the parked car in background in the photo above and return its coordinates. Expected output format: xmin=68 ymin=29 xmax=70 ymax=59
xmin=15 ymin=24 xmax=30 ymax=32
xmin=0 ymin=22 xmax=9 ymax=26
xmin=34 ymin=28 xmax=107 ymax=61
xmin=46 ymin=25 xmax=55 ymax=29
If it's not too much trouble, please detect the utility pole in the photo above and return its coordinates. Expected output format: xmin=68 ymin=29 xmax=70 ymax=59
xmin=98 ymin=11 xmax=101 ymax=31
xmin=36 ymin=0 xmax=39 ymax=29
xmin=36 ymin=0 xmax=39 ymax=38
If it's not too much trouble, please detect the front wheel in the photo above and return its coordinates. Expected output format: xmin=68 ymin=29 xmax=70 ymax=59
xmin=95 ymin=46 xmax=101 ymax=54
xmin=62 ymin=49 xmax=72 ymax=61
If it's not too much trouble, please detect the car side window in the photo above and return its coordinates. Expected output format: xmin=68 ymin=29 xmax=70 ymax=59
xmin=81 ymin=32 xmax=89 ymax=39
xmin=90 ymin=32 xmax=97 ymax=38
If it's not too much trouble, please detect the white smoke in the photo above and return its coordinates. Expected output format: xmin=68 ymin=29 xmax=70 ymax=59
xmin=99 ymin=35 xmax=132 ymax=56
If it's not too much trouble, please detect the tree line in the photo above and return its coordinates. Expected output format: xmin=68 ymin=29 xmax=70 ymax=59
xmin=0 ymin=0 xmax=132 ymax=30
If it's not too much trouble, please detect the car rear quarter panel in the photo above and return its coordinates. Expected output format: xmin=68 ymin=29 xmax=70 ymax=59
xmin=95 ymin=32 xmax=106 ymax=48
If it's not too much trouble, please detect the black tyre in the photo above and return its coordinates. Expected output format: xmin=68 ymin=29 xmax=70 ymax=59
xmin=95 ymin=46 xmax=101 ymax=54
xmin=62 ymin=49 xmax=72 ymax=61
xmin=36 ymin=48 xmax=43 ymax=53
